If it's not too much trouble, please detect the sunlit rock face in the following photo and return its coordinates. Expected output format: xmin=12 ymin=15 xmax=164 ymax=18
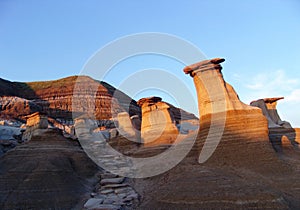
xmin=137 ymin=97 xmax=179 ymax=146
xmin=25 ymin=112 xmax=48 ymax=129
xmin=22 ymin=112 xmax=49 ymax=141
xmin=251 ymin=97 xmax=299 ymax=152
xmin=184 ymin=58 xmax=282 ymax=172
xmin=0 ymin=76 xmax=141 ymax=121
xmin=184 ymin=58 xmax=255 ymax=115
xmin=0 ymin=96 xmax=41 ymax=120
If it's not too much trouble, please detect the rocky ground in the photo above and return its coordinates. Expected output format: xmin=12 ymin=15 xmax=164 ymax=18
xmin=1 ymin=127 xmax=300 ymax=209
xmin=83 ymin=172 xmax=139 ymax=210
xmin=0 ymin=128 xmax=141 ymax=210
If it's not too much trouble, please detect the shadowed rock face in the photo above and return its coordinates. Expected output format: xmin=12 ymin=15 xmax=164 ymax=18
xmin=250 ymin=97 xmax=292 ymax=128
xmin=137 ymin=97 xmax=179 ymax=146
xmin=251 ymin=97 xmax=300 ymax=152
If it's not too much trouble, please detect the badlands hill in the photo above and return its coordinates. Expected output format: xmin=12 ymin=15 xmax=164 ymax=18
xmin=0 ymin=76 xmax=197 ymax=123
xmin=0 ymin=76 xmax=140 ymax=120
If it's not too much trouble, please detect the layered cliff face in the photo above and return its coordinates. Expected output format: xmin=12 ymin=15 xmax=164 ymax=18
xmin=0 ymin=96 xmax=41 ymax=120
xmin=0 ymin=76 xmax=141 ymax=121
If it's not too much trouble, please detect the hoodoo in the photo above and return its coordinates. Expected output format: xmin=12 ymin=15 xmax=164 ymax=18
xmin=184 ymin=58 xmax=283 ymax=172
xmin=116 ymin=112 xmax=137 ymax=139
xmin=251 ymin=97 xmax=300 ymax=151
xmin=137 ymin=97 xmax=179 ymax=146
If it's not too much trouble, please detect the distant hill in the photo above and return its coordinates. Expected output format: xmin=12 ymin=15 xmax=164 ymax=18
xmin=0 ymin=76 xmax=140 ymax=120
xmin=0 ymin=76 xmax=197 ymax=122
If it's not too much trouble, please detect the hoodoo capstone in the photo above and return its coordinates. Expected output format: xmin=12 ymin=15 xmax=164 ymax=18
xmin=250 ymin=97 xmax=291 ymax=128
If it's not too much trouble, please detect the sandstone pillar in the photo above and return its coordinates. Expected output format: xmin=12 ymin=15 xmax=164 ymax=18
xmin=184 ymin=58 xmax=254 ymax=114
xmin=22 ymin=112 xmax=49 ymax=141
xmin=74 ymin=116 xmax=97 ymax=140
xmin=117 ymin=112 xmax=137 ymax=138
xmin=250 ymin=97 xmax=291 ymax=128
xmin=137 ymin=97 xmax=179 ymax=146
xmin=251 ymin=97 xmax=299 ymax=151
xmin=184 ymin=58 xmax=282 ymax=172
xmin=26 ymin=112 xmax=48 ymax=129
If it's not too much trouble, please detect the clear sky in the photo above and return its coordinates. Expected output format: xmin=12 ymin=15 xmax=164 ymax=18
xmin=1 ymin=0 xmax=300 ymax=126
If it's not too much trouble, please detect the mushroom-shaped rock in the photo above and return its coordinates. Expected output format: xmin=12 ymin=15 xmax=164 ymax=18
xmin=183 ymin=58 xmax=283 ymax=172
xmin=251 ymin=97 xmax=299 ymax=152
xmin=184 ymin=58 xmax=254 ymax=115
xmin=250 ymin=97 xmax=291 ymax=128
xmin=137 ymin=97 xmax=179 ymax=146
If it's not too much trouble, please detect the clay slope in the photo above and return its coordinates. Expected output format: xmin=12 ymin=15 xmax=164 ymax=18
xmin=0 ymin=129 xmax=99 ymax=209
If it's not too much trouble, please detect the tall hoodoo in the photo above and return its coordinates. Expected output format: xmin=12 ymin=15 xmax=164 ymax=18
xmin=183 ymin=58 xmax=253 ymax=115
xmin=184 ymin=58 xmax=282 ymax=172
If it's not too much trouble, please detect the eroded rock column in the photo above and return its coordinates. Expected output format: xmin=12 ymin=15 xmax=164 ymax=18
xmin=250 ymin=97 xmax=291 ymax=128
xmin=22 ymin=112 xmax=49 ymax=141
xmin=74 ymin=116 xmax=97 ymax=140
xmin=184 ymin=58 xmax=283 ymax=172
xmin=137 ymin=97 xmax=179 ymax=146
xmin=184 ymin=58 xmax=254 ymax=114
xmin=251 ymin=97 xmax=299 ymax=151
xmin=117 ymin=112 xmax=137 ymax=138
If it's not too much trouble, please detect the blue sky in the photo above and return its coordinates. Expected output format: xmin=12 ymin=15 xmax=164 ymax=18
xmin=1 ymin=0 xmax=300 ymax=126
